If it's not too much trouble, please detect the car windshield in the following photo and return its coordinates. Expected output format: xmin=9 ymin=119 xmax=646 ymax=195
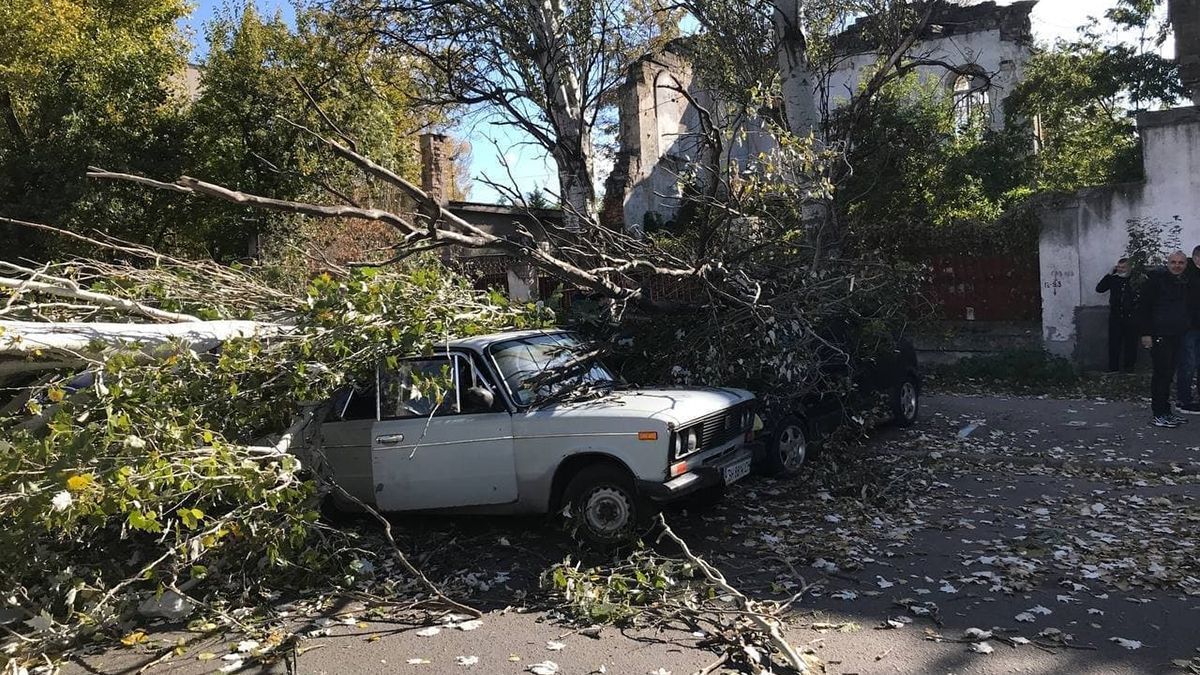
xmin=490 ymin=333 xmax=616 ymax=406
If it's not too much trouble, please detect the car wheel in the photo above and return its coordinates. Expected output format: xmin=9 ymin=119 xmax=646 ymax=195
xmin=891 ymin=375 xmax=920 ymax=427
xmin=563 ymin=464 xmax=645 ymax=546
xmin=319 ymin=492 xmax=363 ymax=524
xmin=762 ymin=415 xmax=811 ymax=477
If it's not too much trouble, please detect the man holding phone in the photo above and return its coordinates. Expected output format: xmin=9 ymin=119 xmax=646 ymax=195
xmin=1096 ymin=257 xmax=1138 ymax=372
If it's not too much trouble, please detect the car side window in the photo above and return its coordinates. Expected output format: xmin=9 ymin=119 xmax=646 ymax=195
xmin=340 ymin=382 xmax=378 ymax=421
xmin=379 ymin=356 xmax=460 ymax=420
xmin=458 ymin=355 xmax=503 ymax=414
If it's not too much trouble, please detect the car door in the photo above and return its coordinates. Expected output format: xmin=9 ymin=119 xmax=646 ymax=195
xmin=317 ymin=379 xmax=379 ymax=506
xmin=371 ymin=352 xmax=517 ymax=511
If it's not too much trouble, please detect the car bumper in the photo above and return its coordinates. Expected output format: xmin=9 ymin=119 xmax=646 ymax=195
xmin=636 ymin=442 xmax=758 ymax=503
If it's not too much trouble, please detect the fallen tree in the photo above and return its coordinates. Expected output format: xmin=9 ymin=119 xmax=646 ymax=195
xmin=2 ymin=80 xmax=918 ymax=671
xmin=0 ymin=233 xmax=548 ymax=667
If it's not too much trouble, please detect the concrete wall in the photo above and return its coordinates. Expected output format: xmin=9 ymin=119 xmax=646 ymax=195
xmin=1038 ymin=107 xmax=1200 ymax=367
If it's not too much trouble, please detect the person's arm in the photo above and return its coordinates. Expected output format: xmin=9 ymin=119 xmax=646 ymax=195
xmin=1096 ymin=274 xmax=1114 ymax=293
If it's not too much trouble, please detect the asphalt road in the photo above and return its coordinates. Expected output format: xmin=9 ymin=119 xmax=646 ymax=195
xmin=68 ymin=393 xmax=1200 ymax=675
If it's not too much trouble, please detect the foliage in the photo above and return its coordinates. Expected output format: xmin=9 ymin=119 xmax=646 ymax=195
xmin=0 ymin=254 xmax=549 ymax=664
xmin=837 ymin=73 xmax=1033 ymax=257
xmin=1124 ymin=215 xmax=1183 ymax=273
xmin=183 ymin=5 xmax=436 ymax=261
xmin=0 ymin=0 xmax=190 ymax=259
xmin=1007 ymin=0 xmax=1185 ymax=194
xmin=577 ymin=129 xmax=920 ymax=417
xmin=331 ymin=0 xmax=678 ymax=226
xmin=543 ymin=549 xmax=706 ymax=626
xmin=929 ymin=349 xmax=1080 ymax=390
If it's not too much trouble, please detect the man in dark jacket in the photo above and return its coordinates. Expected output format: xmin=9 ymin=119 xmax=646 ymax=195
xmin=1096 ymin=257 xmax=1138 ymax=372
xmin=1176 ymin=245 xmax=1200 ymax=414
xmin=1139 ymin=251 xmax=1191 ymax=428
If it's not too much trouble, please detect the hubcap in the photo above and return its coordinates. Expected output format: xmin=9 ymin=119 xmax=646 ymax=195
xmin=778 ymin=424 xmax=807 ymax=470
xmin=900 ymin=382 xmax=918 ymax=420
xmin=584 ymin=487 xmax=631 ymax=535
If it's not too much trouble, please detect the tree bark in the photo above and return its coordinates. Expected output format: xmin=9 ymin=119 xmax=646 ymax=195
xmin=0 ymin=88 xmax=28 ymax=151
xmin=773 ymin=0 xmax=821 ymax=139
xmin=0 ymin=320 xmax=274 ymax=359
xmin=529 ymin=0 xmax=596 ymax=229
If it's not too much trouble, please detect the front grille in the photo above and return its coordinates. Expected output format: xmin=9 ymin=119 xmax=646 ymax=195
xmin=678 ymin=402 xmax=753 ymax=457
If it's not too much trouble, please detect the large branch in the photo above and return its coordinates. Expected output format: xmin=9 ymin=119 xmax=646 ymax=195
xmin=0 ymin=320 xmax=273 ymax=357
xmin=0 ymin=275 xmax=202 ymax=323
xmin=836 ymin=1 xmax=937 ymax=141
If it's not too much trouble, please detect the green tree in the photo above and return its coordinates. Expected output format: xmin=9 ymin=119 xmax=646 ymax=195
xmin=0 ymin=0 xmax=190 ymax=259
xmin=184 ymin=5 xmax=436 ymax=260
xmin=1006 ymin=0 xmax=1185 ymax=193
xmin=834 ymin=74 xmax=1030 ymax=257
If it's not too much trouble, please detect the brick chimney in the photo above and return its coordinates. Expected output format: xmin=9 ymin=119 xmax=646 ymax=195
xmin=419 ymin=133 xmax=450 ymax=205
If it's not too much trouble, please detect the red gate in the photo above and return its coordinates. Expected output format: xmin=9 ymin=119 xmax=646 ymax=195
xmin=923 ymin=255 xmax=1041 ymax=321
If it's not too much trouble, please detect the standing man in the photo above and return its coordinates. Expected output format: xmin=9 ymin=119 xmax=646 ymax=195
xmin=1139 ymin=251 xmax=1191 ymax=428
xmin=1096 ymin=258 xmax=1139 ymax=372
xmin=1177 ymin=245 xmax=1200 ymax=414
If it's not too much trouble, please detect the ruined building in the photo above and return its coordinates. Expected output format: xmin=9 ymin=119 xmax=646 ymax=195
xmin=605 ymin=1 xmax=1038 ymax=231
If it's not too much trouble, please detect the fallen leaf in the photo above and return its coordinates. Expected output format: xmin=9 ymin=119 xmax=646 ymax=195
xmin=120 ymin=631 xmax=148 ymax=647
xmin=527 ymin=661 xmax=559 ymax=675
xmin=969 ymin=641 xmax=995 ymax=654
xmin=1110 ymin=637 xmax=1142 ymax=650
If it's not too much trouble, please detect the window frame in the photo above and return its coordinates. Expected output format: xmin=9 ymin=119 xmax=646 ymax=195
xmin=484 ymin=331 xmax=614 ymax=410
xmin=376 ymin=351 xmax=506 ymax=421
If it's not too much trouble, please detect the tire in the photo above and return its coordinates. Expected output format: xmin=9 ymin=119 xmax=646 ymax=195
xmin=891 ymin=375 xmax=920 ymax=427
xmin=761 ymin=415 xmax=811 ymax=477
xmin=319 ymin=493 xmax=364 ymax=525
xmin=562 ymin=464 xmax=645 ymax=546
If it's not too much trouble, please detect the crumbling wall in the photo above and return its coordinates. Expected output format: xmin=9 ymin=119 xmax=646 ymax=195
xmin=825 ymin=1 xmax=1036 ymax=132
xmin=609 ymin=1 xmax=1038 ymax=230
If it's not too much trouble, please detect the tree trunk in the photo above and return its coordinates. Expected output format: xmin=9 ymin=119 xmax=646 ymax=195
xmin=529 ymin=0 xmax=596 ymax=229
xmin=550 ymin=139 xmax=595 ymax=230
xmin=772 ymin=0 xmax=821 ymax=139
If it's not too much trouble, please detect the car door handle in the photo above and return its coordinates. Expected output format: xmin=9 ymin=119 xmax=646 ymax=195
xmin=375 ymin=434 xmax=404 ymax=445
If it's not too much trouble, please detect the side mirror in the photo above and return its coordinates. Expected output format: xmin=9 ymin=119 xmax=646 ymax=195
xmin=463 ymin=386 xmax=495 ymax=413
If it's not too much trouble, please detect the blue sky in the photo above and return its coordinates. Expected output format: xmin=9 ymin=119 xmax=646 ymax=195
xmin=181 ymin=0 xmax=1162 ymax=204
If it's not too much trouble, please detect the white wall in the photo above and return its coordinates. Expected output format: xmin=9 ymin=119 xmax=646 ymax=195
xmin=1038 ymin=107 xmax=1200 ymax=363
xmin=824 ymin=28 xmax=1030 ymax=132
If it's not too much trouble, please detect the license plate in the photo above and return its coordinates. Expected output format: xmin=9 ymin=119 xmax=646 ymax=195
xmin=722 ymin=458 xmax=752 ymax=485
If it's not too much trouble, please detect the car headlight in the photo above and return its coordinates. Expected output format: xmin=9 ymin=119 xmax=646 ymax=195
xmin=685 ymin=427 xmax=699 ymax=453
xmin=672 ymin=432 xmax=684 ymax=458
